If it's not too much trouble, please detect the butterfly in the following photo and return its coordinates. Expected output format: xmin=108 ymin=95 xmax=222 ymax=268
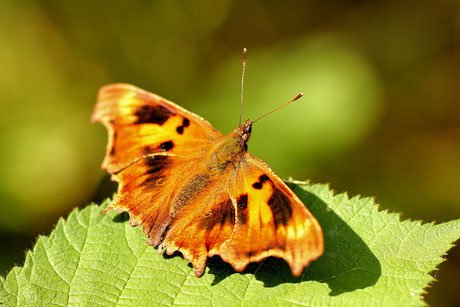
xmin=92 ymin=83 xmax=324 ymax=277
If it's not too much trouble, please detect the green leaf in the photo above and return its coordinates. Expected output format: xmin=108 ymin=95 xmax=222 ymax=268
xmin=1 ymin=183 xmax=459 ymax=306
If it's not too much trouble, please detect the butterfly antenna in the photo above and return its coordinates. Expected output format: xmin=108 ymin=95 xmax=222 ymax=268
xmin=252 ymin=93 xmax=304 ymax=124
xmin=239 ymin=48 xmax=248 ymax=126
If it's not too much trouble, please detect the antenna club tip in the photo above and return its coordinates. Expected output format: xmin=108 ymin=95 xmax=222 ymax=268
xmin=293 ymin=93 xmax=304 ymax=101
xmin=243 ymin=48 xmax=247 ymax=60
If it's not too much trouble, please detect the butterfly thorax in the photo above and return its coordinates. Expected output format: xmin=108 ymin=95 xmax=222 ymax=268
xmin=206 ymin=119 xmax=252 ymax=173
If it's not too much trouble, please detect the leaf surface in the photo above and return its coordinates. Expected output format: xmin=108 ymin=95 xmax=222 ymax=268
xmin=1 ymin=183 xmax=459 ymax=306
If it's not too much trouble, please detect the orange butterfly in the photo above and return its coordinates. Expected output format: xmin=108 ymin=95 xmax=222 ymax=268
xmin=92 ymin=82 xmax=323 ymax=277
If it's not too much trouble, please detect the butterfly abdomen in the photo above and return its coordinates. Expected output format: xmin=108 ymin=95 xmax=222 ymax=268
xmin=171 ymin=172 xmax=211 ymax=217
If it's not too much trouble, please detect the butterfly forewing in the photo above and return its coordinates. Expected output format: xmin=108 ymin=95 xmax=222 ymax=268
xmin=92 ymin=83 xmax=221 ymax=173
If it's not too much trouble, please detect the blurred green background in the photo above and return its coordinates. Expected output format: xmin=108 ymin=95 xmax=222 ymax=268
xmin=0 ymin=0 xmax=459 ymax=305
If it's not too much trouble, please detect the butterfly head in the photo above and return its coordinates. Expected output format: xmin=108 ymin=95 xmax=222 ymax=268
xmin=239 ymin=118 xmax=253 ymax=144
xmin=233 ymin=118 xmax=253 ymax=153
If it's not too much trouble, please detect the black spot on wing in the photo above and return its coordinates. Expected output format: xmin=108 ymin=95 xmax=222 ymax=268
xmin=252 ymin=174 xmax=272 ymax=189
xmin=237 ymin=194 xmax=248 ymax=210
xmin=143 ymin=141 xmax=174 ymax=155
xmin=142 ymin=156 xmax=172 ymax=190
xmin=145 ymin=155 xmax=171 ymax=172
xmin=175 ymin=117 xmax=191 ymax=135
xmin=237 ymin=194 xmax=248 ymax=225
xmin=268 ymin=188 xmax=293 ymax=228
xmin=134 ymin=104 xmax=174 ymax=125
xmin=160 ymin=141 xmax=174 ymax=151
xmin=259 ymin=174 xmax=270 ymax=183
xmin=199 ymin=199 xmax=235 ymax=231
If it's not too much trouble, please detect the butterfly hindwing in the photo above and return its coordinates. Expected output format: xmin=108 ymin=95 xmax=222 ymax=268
xmin=221 ymin=154 xmax=324 ymax=276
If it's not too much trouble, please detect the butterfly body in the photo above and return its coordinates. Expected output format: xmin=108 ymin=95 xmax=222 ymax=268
xmin=93 ymin=83 xmax=323 ymax=277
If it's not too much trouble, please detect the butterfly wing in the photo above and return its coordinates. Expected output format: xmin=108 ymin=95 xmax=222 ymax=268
xmin=222 ymin=153 xmax=324 ymax=276
xmin=158 ymin=152 xmax=323 ymax=277
xmin=92 ymin=83 xmax=223 ymax=245
xmin=92 ymin=83 xmax=221 ymax=173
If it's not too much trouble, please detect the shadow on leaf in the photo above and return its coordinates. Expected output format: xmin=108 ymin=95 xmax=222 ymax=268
xmin=293 ymin=186 xmax=381 ymax=295
xmin=112 ymin=211 xmax=130 ymax=223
